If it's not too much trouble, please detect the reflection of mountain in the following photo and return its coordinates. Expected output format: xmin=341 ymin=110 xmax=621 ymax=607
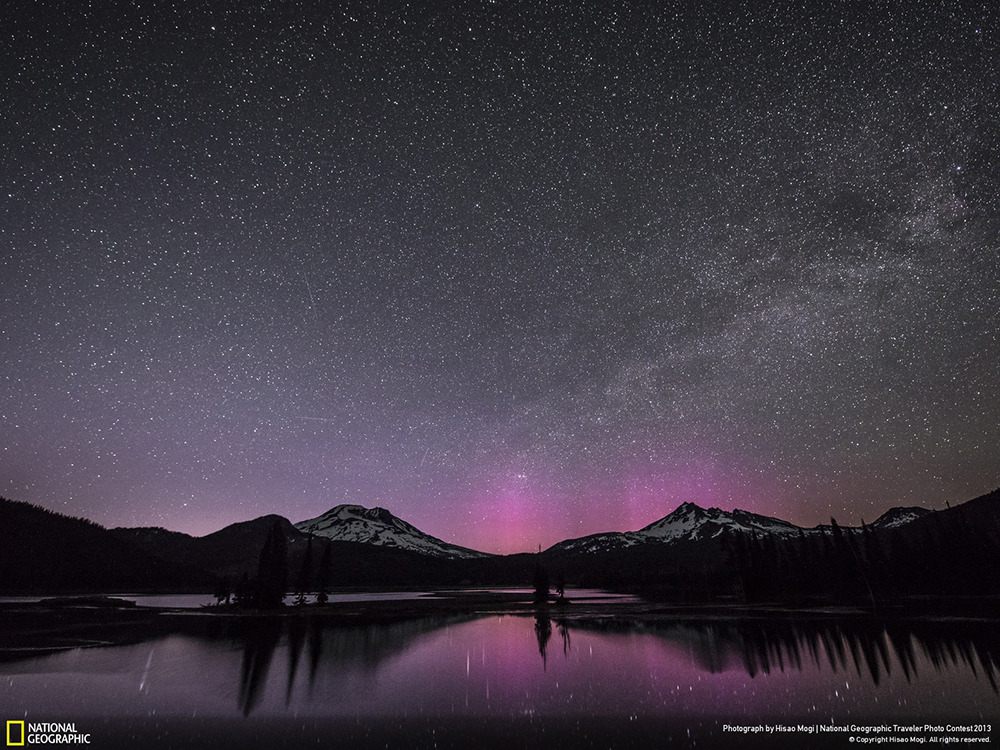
xmin=563 ymin=616 xmax=1000 ymax=692
xmin=306 ymin=616 xmax=479 ymax=672
xmin=228 ymin=615 xmax=480 ymax=715
xmin=228 ymin=615 xmax=485 ymax=715
xmin=233 ymin=611 xmax=1000 ymax=709
xmin=1 ymin=609 xmax=997 ymax=723
xmin=227 ymin=614 xmax=1000 ymax=715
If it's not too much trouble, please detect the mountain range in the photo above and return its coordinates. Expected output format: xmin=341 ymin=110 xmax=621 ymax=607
xmin=547 ymin=502 xmax=933 ymax=555
xmin=1 ymin=490 xmax=997 ymax=600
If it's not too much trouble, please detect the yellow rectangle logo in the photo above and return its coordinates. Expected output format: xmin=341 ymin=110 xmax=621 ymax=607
xmin=6 ymin=721 xmax=25 ymax=746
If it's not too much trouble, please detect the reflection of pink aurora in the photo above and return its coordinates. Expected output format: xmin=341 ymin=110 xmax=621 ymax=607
xmin=308 ymin=616 xmax=1000 ymax=721
xmin=11 ymin=615 xmax=996 ymax=722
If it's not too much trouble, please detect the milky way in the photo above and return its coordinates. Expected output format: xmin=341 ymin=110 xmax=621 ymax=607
xmin=2 ymin=1 xmax=998 ymax=552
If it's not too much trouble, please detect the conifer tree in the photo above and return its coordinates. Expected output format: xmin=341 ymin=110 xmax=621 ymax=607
xmin=315 ymin=540 xmax=332 ymax=605
xmin=532 ymin=559 xmax=550 ymax=604
xmin=234 ymin=572 xmax=253 ymax=608
xmin=214 ymin=576 xmax=232 ymax=606
xmin=294 ymin=536 xmax=314 ymax=606
xmin=254 ymin=521 xmax=288 ymax=609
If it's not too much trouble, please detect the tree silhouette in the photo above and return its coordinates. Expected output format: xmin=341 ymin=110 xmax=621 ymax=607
xmin=234 ymin=572 xmax=253 ymax=608
xmin=254 ymin=521 xmax=288 ymax=609
xmin=294 ymin=536 xmax=314 ymax=606
xmin=213 ymin=576 xmax=232 ymax=605
xmin=315 ymin=539 xmax=332 ymax=605
xmin=532 ymin=559 xmax=550 ymax=604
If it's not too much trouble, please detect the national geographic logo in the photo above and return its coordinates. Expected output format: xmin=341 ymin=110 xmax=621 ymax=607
xmin=6 ymin=722 xmax=90 ymax=745
xmin=5 ymin=723 xmax=24 ymax=747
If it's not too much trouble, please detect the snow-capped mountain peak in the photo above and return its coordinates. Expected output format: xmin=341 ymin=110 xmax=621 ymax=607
xmin=294 ymin=504 xmax=490 ymax=559
xmin=636 ymin=502 xmax=717 ymax=539
xmin=637 ymin=502 xmax=801 ymax=541
xmin=549 ymin=502 xmax=806 ymax=554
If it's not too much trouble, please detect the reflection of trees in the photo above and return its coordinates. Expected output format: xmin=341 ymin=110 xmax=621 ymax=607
xmin=534 ymin=611 xmax=552 ymax=669
xmin=220 ymin=614 xmax=1000 ymax=718
xmin=307 ymin=619 xmax=323 ymax=692
xmin=228 ymin=615 xmax=478 ymax=715
xmin=285 ymin=616 xmax=306 ymax=704
xmin=530 ymin=612 xmax=571 ymax=668
xmin=8 ymin=608 xmax=995 ymax=720
xmin=562 ymin=616 xmax=1000 ymax=693
xmin=733 ymin=618 xmax=999 ymax=692
xmin=556 ymin=617 xmax=571 ymax=656
xmin=198 ymin=614 xmax=1000 ymax=715
xmin=235 ymin=618 xmax=282 ymax=716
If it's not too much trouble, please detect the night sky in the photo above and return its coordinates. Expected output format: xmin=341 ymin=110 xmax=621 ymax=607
xmin=2 ymin=1 xmax=998 ymax=554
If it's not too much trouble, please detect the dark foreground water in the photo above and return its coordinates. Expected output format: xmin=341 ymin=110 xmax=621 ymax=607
xmin=1 ymin=612 xmax=997 ymax=749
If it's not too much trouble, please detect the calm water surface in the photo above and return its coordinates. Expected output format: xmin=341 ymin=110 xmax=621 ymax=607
xmin=2 ymin=611 xmax=997 ymax=748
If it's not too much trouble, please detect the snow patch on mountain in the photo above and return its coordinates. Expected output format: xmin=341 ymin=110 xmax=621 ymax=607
xmin=294 ymin=504 xmax=490 ymax=559
xmin=871 ymin=506 xmax=932 ymax=529
xmin=548 ymin=530 xmax=645 ymax=555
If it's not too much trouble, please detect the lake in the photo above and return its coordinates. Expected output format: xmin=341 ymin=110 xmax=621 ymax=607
xmin=1 ymin=608 xmax=996 ymax=748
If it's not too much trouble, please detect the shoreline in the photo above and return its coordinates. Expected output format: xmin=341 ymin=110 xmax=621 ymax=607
xmin=2 ymin=591 xmax=999 ymax=658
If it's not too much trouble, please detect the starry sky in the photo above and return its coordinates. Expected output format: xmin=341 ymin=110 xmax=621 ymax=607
xmin=2 ymin=0 xmax=998 ymax=554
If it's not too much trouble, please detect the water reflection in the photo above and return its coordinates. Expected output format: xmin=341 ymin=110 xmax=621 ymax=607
xmin=215 ymin=614 xmax=1000 ymax=716
xmin=532 ymin=610 xmax=572 ymax=670
xmin=226 ymin=615 xmax=481 ymax=714
xmin=533 ymin=611 xmax=552 ymax=668
xmin=557 ymin=616 xmax=571 ymax=656
xmin=561 ymin=616 xmax=998 ymax=692
xmin=235 ymin=619 xmax=281 ymax=716
xmin=2 ymin=613 xmax=997 ymax=721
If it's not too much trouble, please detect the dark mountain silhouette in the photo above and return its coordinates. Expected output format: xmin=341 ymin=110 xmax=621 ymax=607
xmin=0 ymin=497 xmax=214 ymax=594
xmin=112 ymin=515 xmax=312 ymax=580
